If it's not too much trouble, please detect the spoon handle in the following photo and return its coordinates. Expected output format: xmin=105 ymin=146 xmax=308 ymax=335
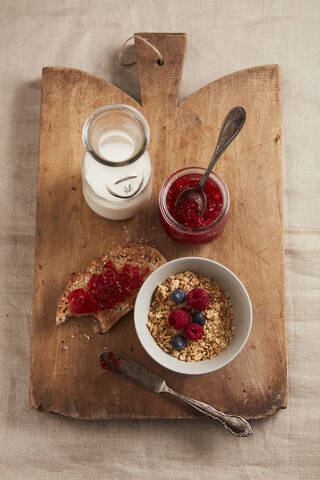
xmin=199 ymin=106 xmax=246 ymax=189
xmin=164 ymin=386 xmax=253 ymax=437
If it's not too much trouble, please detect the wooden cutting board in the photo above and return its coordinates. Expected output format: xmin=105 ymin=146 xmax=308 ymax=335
xmin=30 ymin=33 xmax=287 ymax=420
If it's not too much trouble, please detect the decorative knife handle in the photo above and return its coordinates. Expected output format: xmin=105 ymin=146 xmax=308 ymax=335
xmin=165 ymin=386 xmax=253 ymax=437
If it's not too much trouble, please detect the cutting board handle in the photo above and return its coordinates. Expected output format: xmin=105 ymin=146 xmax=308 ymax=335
xmin=134 ymin=32 xmax=187 ymax=107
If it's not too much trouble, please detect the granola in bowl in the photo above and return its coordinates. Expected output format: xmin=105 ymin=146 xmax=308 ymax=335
xmin=147 ymin=271 xmax=235 ymax=362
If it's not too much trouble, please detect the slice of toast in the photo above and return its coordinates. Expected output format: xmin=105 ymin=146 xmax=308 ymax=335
xmin=56 ymin=244 xmax=166 ymax=333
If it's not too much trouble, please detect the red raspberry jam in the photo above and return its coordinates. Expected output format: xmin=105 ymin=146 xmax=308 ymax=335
xmin=67 ymin=262 xmax=145 ymax=315
xmin=166 ymin=174 xmax=223 ymax=228
xmin=67 ymin=288 xmax=98 ymax=315
xmin=100 ymin=355 xmax=107 ymax=370
xmin=159 ymin=168 xmax=229 ymax=245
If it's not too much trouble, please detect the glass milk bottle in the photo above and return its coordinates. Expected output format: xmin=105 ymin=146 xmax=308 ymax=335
xmin=82 ymin=104 xmax=152 ymax=220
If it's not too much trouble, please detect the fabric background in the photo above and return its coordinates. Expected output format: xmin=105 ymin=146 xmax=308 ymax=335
xmin=0 ymin=0 xmax=319 ymax=478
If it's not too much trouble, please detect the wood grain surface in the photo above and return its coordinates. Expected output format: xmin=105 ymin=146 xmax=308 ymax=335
xmin=30 ymin=33 xmax=287 ymax=420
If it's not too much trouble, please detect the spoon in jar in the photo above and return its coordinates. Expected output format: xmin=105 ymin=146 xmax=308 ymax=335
xmin=175 ymin=106 xmax=246 ymax=216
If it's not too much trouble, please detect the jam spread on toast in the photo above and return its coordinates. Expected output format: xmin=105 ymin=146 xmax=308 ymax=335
xmin=67 ymin=262 xmax=148 ymax=315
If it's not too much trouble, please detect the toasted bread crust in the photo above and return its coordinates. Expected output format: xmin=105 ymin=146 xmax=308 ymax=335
xmin=56 ymin=244 xmax=166 ymax=333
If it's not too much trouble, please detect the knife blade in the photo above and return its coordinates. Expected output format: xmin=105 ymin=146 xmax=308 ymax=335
xmin=99 ymin=351 xmax=167 ymax=393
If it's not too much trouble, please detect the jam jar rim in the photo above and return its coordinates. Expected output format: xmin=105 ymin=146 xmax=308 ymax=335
xmin=82 ymin=104 xmax=150 ymax=168
xmin=159 ymin=167 xmax=230 ymax=233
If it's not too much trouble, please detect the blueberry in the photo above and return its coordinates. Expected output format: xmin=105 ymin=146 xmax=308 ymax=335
xmin=171 ymin=288 xmax=186 ymax=303
xmin=170 ymin=334 xmax=186 ymax=351
xmin=191 ymin=311 xmax=206 ymax=326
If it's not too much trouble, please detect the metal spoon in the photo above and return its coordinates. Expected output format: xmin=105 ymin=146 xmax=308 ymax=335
xmin=175 ymin=106 xmax=246 ymax=216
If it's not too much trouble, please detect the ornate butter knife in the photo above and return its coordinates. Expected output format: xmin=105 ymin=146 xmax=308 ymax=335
xmin=100 ymin=351 xmax=253 ymax=437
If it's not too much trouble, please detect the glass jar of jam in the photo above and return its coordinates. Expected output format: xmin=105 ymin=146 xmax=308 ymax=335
xmin=159 ymin=167 xmax=230 ymax=244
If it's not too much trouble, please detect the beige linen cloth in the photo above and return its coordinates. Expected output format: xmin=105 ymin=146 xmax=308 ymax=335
xmin=0 ymin=1 xmax=319 ymax=478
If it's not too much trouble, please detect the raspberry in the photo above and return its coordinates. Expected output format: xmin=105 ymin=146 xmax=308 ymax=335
xmin=68 ymin=288 xmax=98 ymax=315
xmin=185 ymin=322 xmax=204 ymax=340
xmin=168 ymin=308 xmax=191 ymax=330
xmin=186 ymin=288 xmax=210 ymax=310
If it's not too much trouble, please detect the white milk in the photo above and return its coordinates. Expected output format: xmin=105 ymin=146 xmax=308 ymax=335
xmin=99 ymin=130 xmax=134 ymax=161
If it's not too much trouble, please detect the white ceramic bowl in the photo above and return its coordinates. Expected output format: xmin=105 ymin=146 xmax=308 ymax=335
xmin=134 ymin=257 xmax=252 ymax=375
